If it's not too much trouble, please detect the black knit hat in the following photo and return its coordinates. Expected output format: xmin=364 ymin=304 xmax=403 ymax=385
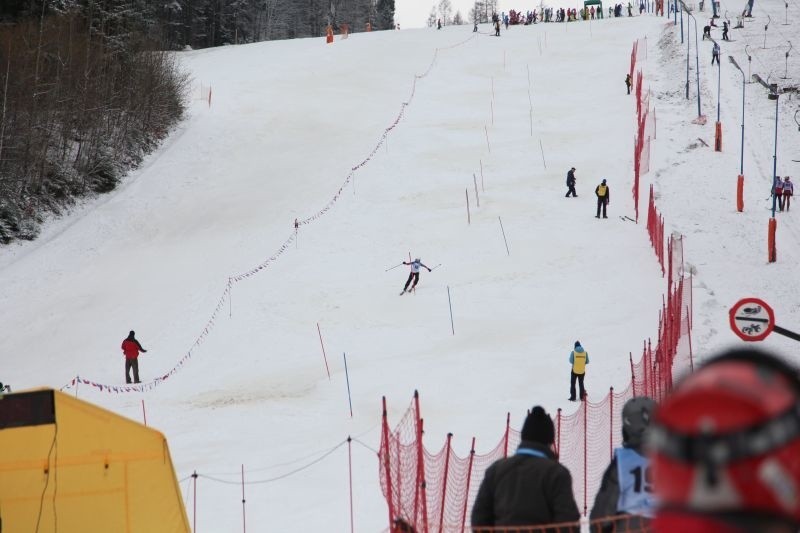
xmin=521 ymin=406 xmax=555 ymax=445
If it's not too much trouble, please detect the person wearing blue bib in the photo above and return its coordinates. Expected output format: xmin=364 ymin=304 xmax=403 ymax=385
xmin=590 ymin=397 xmax=657 ymax=532
xmin=472 ymin=406 xmax=580 ymax=531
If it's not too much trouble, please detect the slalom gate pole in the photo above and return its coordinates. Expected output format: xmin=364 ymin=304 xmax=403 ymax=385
xmin=447 ymin=286 xmax=455 ymax=335
xmin=343 ymin=352 xmax=353 ymax=418
xmin=490 ymin=99 xmax=494 ymax=125
xmin=142 ymin=400 xmax=147 ymax=426
xmin=539 ymin=138 xmax=547 ymax=169
xmin=241 ymin=464 xmax=246 ymax=533
xmin=484 ymin=125 xmax=491 ymax=153
xmin=503 ymin=413 xmax=510 ymax=457
xmin=229 ymin=278 xmax=232 ymax=318
xmin=498 ymin=216 xmax=510 ymax=255
xmin=480 ymin=160 xmax=485 ymax=191
xmin=348 ymin=436 xmax=354 ymax=533
xmin=466 ymin=189 xmax=471 ymax=224
xmin=317 ymin=323 xmax=331 ymax=380
xmin=473 ymin=174 xmax=480 ymax=207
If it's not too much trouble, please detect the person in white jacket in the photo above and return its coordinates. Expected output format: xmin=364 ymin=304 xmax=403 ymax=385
xmin=401 ymin=258 xmax=431 ymax=294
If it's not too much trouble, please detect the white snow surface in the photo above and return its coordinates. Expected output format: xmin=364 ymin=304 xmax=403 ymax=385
xmin=2 ymin=8 xmax=800 ymax=531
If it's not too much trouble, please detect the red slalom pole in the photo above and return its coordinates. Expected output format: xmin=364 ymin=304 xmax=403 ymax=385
xmin=317 ymin=323 xmax=331 ymax=380
xmin=348 ymin=436 xmax=354 ymax=533
xmin=142 ymin=399 xmax=147 ymax=426
xmin=241 ymin=464 xmax=246 ymax=533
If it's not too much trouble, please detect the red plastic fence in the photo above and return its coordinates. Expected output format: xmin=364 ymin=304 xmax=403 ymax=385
xmin=632 ymin=63 xmax=655 ymax=224
xmin=379 ymin=256 xmax=692 ymax=531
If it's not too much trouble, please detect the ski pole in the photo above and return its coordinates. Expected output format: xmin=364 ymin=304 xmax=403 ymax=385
xmin=385 ymin=263 xmax=405 ymax=272
xmin=431 ymin=264 xmax=442 ymax=271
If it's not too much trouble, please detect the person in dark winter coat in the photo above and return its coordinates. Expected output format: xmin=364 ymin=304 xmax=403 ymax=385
xmin=401 ymin=258 xmax=431 ymax=294
xmin=625 ymin=73 xmax=632 ymax=95
xmin=595 ymin=179 xmax=610 ymax=218
xmin=566 ymin=167 xmax=577 ymax=197
xmin=121 ymin=330 xmax=147 ymax=384
xmin=569 ymin=341 xmax=589 ymax=401
xmin=590 ymin=397 xmax=657 ymax=532
xmin=471 ymin=406 xmax=580 ymax=531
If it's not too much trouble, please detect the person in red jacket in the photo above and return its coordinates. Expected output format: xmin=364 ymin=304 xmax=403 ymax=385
xmin=121 ymin=330 xmax=147 ymax=384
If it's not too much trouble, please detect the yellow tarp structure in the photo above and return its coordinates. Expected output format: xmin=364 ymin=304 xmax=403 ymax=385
xmin=0 ymin=389 xmax=190 ymax=533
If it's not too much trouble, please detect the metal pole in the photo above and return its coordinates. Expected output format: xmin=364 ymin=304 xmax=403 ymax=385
xmin=771 ymin=93 xmax=780 ymax=218
xmin=692 ymin=14 xmax=702 ymax=117
xmin=729 ymin=57 xmax=745 ymax=175
xmin=685 ymin=6 xmax=690 ymax=98
xmin=680 ymin=4 xmax=684 ymax=43
xmin=716 ymin=44 xmax=721 ymax=123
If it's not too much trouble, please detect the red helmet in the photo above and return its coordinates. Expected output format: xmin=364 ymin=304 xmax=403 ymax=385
xmin=650 ymin=348 xmax=800 ymax=528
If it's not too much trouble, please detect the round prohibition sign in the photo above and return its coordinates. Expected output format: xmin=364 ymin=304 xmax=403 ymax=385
xmin=729 ymin=297 xmax=775 ymax=342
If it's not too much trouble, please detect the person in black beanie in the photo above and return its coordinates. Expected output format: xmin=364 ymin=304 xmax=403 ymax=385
xmin=471 ymin=406 xmax=580 ymax=531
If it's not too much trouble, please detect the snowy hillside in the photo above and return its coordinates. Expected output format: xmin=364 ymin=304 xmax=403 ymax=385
xmin=1 ymin=5 xmax=799 ymax=531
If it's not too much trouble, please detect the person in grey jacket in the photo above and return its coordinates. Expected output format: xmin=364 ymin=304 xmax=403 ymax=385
xmin=590 ymin=397 xmax=657 ymax=532
xmin=471 ymin=406 xmax=580 ymax=531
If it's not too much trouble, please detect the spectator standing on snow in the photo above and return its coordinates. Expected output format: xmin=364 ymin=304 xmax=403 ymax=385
xmin=783 ymin=176 xmax=793 ymax=211
xmin=625 ymin=73 xmax=633 ymax=94
xmin=569 ymin=341 xmax=589 ymax=401
xmin=437 ymin=18 xmax=442 ymax=29
xmin=494 ymin=19 xmax=501 ymax=36
xmin=566 ymin=167 xmax=578 ymax=197
xmin=702 ymin=24 xmax=712 ymax=39
xmin=122 ymin=330 xmax=147 ymax=384
xmin=722 ymin=20 xmax=729 ymax=40
xmin=591 ymin=397 xmax=658 ymax=531
xmin=401 ymin=258 xmax=431 ymax=294
xmin=711 ymin=42 xmax=720 ymax=65
xmin=595 ymin=179 xmax=610 ymax=218
xmin=774 ymin=176 xmax=785 ymax=211
xmin=650 ymin=347 xmax=800 ymax=533
xmin=471 ymin=406 xmax=580 ymax=531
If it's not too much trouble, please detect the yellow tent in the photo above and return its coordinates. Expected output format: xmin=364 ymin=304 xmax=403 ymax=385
xmin=0 ymin=389 xmax=190 ymax=533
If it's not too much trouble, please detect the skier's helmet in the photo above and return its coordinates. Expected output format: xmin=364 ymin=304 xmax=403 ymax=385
xmin=414 ymin=258 xmax=421 ymax=263
xmin=650 ymin=348 xmax=800 ymax=525
xmin=621 ymin=396 xmax=656 ymax=450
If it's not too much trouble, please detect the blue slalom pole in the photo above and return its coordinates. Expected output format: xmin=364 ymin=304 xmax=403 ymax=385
xmin=343 ymin=352 xmax=353 ymax=418
xmin=447 ymin=286 xmax=455 ymax=335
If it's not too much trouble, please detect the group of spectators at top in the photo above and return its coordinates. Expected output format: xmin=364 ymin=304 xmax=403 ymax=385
xmin=493 ymin=2 xmax=649 ymax=27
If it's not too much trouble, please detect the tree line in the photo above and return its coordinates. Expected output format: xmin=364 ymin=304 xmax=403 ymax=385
xmin=0 ymin=0 xmax=393 ymax=245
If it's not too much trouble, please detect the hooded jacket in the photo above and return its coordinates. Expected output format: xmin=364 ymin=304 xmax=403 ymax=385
xmin=569 ymin=346 xmax=589 ymax=374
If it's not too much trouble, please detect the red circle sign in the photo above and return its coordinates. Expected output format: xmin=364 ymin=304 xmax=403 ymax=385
xmin=729 ymin=297 xmax=775 ymax=342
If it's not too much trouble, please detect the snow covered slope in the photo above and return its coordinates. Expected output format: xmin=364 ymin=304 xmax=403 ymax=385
xmin=2 ymin=10 xmax=797 ymax=530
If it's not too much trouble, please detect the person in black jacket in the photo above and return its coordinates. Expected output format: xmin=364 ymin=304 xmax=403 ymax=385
xmin=565 ymin=167 xmax=577 ymax=197
xmin=595 ymin=179 xmax=610 ymax=218
xmin=471 ymin=406 xmax=580 ymax=532
xmin=590 ymin=397 xmax=657 ymax=532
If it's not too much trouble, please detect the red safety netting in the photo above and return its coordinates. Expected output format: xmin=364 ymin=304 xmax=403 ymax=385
xmin=379 ymin=249 xmax=693 ymax=531
xmin=632 ymin=67 xmax=656 ymax=224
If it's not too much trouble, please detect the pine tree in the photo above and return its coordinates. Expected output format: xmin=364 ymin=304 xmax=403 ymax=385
xmin=452 ymin=10 xmax=463 ymax=24
xmin=376 ymin=0 xmax=394 ymax=29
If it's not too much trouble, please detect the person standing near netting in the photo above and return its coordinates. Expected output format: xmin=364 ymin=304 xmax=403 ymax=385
xmin=121 ymin=330 xmax=147 ymax=384
xmin=566 ymin=167 xmax=578 ymax=197
xmin=471 ymin=406 xmax=580 ymax=531
xmin=590 ymin=397 xmax=658 ymax=531
xmin=569 ymin=341 xmax=589 ymax=401
xmin=595 ymin=179 xmax=610 ymax=219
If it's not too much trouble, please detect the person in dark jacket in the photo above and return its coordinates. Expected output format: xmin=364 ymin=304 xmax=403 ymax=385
xmin=625 ymin=73 xmax=632 ymax=95
xmin=471 ymin=406 xmax=580 ymax=531
xmin=590 ymin=397 xmax=657 ymax=532
xmin=121 ymin=330 xmax=147 ymax=384
xmin=565 ymin=167 xmax=577 ymax=197
xmin=595 ymin=179 xmax=610 ymax=218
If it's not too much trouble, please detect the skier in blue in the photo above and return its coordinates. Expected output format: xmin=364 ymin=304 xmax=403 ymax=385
xmin=401 ymin=258 xmax=431 ymax=294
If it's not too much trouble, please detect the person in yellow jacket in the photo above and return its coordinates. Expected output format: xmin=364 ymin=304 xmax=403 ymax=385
xmin=595 ymin=179 xmax=610 ymax=219
xmin=569 ymin=341 xmax=589 ymax=401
